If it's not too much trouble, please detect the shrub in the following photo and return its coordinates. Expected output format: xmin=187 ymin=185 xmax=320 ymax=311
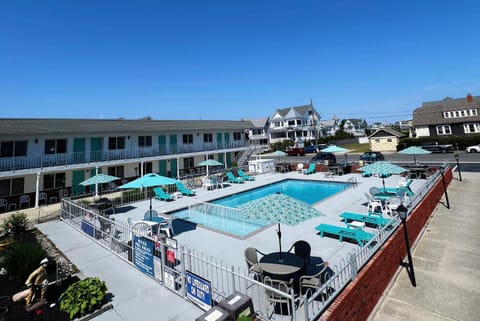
xmin=237 ymin=316 xmax=253 ymax=321
xmin=60 ymin=277 xmax=108 ymax=320
xmin=0 ymin=241 xmax=47 ymax=282
xmin=1 ymin=212 xmax=29 ymax=236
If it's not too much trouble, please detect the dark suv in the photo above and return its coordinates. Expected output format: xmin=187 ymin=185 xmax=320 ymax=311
xmin=360 ymin=151 xmax=385 ymax=163
xmin=310 ymin=152 xmax=337 ymax=164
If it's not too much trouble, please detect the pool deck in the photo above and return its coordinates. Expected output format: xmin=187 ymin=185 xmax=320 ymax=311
xmin=108 ymin=170 xmax=424 ymax=273
xmin=29 ymin=170 xmax=480 ymax=321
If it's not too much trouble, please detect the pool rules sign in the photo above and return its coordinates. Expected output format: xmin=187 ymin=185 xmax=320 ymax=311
xmin=185 ymin=271 xmax=212 ymax=310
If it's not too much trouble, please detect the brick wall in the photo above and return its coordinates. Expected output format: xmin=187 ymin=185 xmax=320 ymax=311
xmin=319 ymin=168 xmax=453 ymax=321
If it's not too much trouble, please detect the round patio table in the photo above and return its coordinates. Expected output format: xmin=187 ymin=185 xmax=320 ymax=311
xmin=259 ymin=252 xmax=304 ymax=276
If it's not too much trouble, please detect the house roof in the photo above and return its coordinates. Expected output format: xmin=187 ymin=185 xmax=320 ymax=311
xmin=368 ymin=128 xmax=405 ymax=139
xmin=345 ymin=119 xmax=367 ymax=127
xmin=241 ymin=117 xmax=269 ymax=128
xmin=274 ymin=104 xmax=317 ymax=118
xmin=413 ymin=95 xmax=480 ymax=126
xmin=0 ymin=118 xmax=254 ymax=136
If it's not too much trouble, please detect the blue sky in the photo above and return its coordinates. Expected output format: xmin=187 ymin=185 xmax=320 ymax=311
xmin=1 ymin=1 xmax=480 ymax=123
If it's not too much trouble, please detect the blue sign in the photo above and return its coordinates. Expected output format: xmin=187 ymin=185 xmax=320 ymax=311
xmin=185 ymin=271 xmax=212 ymax=311
xmin=133 ymin=236 xmax=154 ymax=277
xmin=81 ymin=220 xmax=94 ymax=237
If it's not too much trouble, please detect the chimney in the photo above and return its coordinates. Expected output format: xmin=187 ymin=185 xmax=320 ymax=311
xmin=467 ymin=93 xmax=473 ymax=103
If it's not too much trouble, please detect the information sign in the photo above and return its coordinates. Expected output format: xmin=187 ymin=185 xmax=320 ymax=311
xmin=133 ymin=236 xmax=154 ymax=277
xmin=185 ymin=271 xmax=212 ymax=310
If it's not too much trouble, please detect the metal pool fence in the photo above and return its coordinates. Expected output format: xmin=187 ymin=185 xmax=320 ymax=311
xmin=59 ymin=164 xmax=448 ymax=321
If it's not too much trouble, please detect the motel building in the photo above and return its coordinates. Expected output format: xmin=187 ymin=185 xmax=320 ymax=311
xmin=0 ymin=118 xmax=253 ymax=212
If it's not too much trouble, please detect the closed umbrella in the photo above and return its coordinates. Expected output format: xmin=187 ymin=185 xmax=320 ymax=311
xmin=79 ymin=174 xmax=119 ymax=198
xmin=398 ymin=146 xmax=431 ymax=164
xmin=358 ymin=161 xmax=408 ymax=190
xmin=198 ymin=159 xmax=224 ymax=176
xmin=118 ymin=173 xmax=177 ymax=219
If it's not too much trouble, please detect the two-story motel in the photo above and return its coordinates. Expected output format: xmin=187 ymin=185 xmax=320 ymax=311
xmin=0 ymin=118 xmax=253 ymax=211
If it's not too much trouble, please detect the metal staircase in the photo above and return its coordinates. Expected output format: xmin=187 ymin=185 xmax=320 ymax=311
xmin=234 ymin=146 xmax=259 ymax=169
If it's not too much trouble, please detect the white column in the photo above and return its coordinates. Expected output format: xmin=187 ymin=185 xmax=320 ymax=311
xmin=140 ymin=161 xmax=144 ymax=177
xmin=95 ymin=166 xmax=99 ymax=198
xmin=35 ymin=172 xmax=40 ymax=208
xmin=177 ymin=156 xmax=180 ymax=179
xmin=224 ymin=152 xmax=227 ymax=170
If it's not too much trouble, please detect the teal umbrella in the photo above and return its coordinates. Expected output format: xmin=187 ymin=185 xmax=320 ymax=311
xmin=118 ymin=173 xmax=177 ymax=215
xmin=79 ymin=174 xmax=119 ymax=198
xmin=198 ymin=159 xmax=224 ymax=176
xmin=319 ymin=145 xmax=351 ymax=153
xmin=398 ymin=146 xmax=431 ymax=164
xmin=320 ymin=145 xmax=351 ymax=163
xmin=358 ymin=161 xmax=408 ymax=189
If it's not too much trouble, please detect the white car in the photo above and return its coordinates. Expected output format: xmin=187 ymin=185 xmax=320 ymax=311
xmin=466 ymin=144 xmax=480 ymax=153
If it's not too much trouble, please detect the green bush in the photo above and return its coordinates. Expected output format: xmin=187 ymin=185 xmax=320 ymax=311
xmin=0 ymin=241 xmax=47 ymax=282
xmin=237 ymin=316 xmax=253 ymax=321
xmin=60 ymin=277 xmax=108 ymax=320
xmin=1 ymin=212 xmax=29 ymax=236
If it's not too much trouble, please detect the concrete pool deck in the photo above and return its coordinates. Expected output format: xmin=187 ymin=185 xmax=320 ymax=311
xmin=29 ymin=168 xmax=459 ymax=321
xmin=107 ymin=170 xmax=425 ymax=269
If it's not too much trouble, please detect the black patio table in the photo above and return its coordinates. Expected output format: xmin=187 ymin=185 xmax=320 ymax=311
xmin=259 ymin=252 xmax=304 ymax=277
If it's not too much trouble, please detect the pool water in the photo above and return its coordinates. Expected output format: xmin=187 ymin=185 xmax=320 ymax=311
xmin=212 ymin=179 xmax=347 ymax=207
xmin=173 ymin=179 xmax=349 ymax=238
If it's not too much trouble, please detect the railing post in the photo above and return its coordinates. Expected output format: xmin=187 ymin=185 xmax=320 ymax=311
xmin=349 ymin=252 xmax=357 ymax=280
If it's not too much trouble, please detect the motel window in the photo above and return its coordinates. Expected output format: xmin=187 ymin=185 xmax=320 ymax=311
xmin=108 ymin=166 xmax=125 ymax=178
xmin=43 ymin=173 xmax=66 ymax=190
xmin=203 ymin=133 xmax=213 ymax=143
xmin=182 ymin=134 xmax=193 ymax=145
xmin=436 ymin=125 xmax=452 ymax=135
xmin=183 ymin=157 xmax=194 ymax=169
xmin=375 ymin=139 xmax=380 ymax=143
xmin=288 ymin=120 xmax=295 ymax=126
xmin=138 ymin=136 xmax=152 ymax=148
xmin=387 ymin=138 xmax=392 ymax=142
xmin=274 ymin=121 xmax=282 ymax=127
xmin=0 ymin=178 xmax=24 ymax=196
xmin=1 ymin=140 xmax=27 ymax=158
xmin=233 ymin=132 xmax=242 ymax=141
xmin=45 ymin=139 xmax=67 ymax=154
xmin=108 ymin=137 xmax=125 ymax=150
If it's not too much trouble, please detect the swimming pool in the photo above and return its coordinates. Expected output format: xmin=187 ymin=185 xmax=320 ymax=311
xmin=173 ymin=179 xmax=349 ymax=238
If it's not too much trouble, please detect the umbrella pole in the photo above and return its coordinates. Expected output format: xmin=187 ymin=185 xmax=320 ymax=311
xmin=277 ymin=223 xmax=283 ymax=262
xmin=149 ymin=189 xmax=153 ymax=221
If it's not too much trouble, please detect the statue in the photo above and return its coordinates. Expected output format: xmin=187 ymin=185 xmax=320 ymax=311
xmin=24 ymin=258 xmax=48 ymax=306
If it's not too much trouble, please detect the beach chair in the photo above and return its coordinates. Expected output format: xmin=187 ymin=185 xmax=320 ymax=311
xmin=226 ymin=172 xmax=244 ymax=184
xmin=153 ymin=187 xmax=174 ymax=201
xmin=339 ymin=212 xmax=391 ymax=228
xmin=175 ymin=181 xmax=195 ymax=196
xmin=237 ymin=169 xmax=255 ymax=181
xmin=303 ymin=163 xmax=316 ymax=175
xmin=383 ymin=179 xmax=414 ymax=196
xmin=244 ymin=247 xmax=266 ymax=281
xmin=315 ymin=223 xmax=374 ymax=246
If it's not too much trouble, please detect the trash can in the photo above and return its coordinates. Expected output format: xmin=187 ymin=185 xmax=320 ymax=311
xmin=195 ymin=306 xmax=232 ymax=321
xmin=219 ymin=291 xmax=255 ymax=320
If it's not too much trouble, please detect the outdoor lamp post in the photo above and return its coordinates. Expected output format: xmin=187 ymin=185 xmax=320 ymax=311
xmin=396 ymin=204 xmax=416 ymax=287
xmin=454 ymin=154 xmax=462 ymax=181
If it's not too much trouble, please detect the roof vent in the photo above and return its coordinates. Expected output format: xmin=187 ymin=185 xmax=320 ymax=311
xmin=467 ymin=93 xmax=473 ymax=103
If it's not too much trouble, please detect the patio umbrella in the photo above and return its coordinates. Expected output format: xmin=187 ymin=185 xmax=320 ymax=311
xmin=398 ymin=146 xmax=431 ymax=164
xmin=118 ymin=173 xmax=177 ymax=218
xmin=198 ymin=159 xmax=224 ymax=176
xmin=79 ymin=174 xmax=119 ymax=198
xmin=358 ymin=161 xmax=408 ymax=190
xmin=320 ymin=145 xmax=352 ymax=163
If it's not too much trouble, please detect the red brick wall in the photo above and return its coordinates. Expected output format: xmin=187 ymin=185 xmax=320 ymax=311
xmin=319 ymin=168 xmax=453 ymax=321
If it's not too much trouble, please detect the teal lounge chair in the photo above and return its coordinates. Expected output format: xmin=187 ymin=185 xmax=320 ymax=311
xmin=303 ymin=163 xmax=316 ymax=175
xmin=237 ymin=169 xmax=255 ymax=181
xmin=175 ymin=181 xmax=195 ymax=196
xmin=339 ymin=212 xmax=391 ymax=228
xmin=226 ymin=172 xmax=245 ymax=184
xmin=362 ymin=171 xmax=372 ymax=177
xmin=383 ymin=179 xmax=414 ymax=196
xmin=315 ymin=223 xmax=373 ymax=246
xmin=153 ymin=187 xmax=174 ymax=201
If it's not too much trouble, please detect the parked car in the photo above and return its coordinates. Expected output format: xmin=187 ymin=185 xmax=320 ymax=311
xmin=466 ymin=144 xmax=480 ymax=153
xmin=310 ymin=152 xmax=337 ymax=164
xmin=360 ymin=151 xmax=385 ymax=163
xmin=421 ymin=142 xmax=454 ymax=153
xmin=286 ymin=147 xmax=306 ymax=156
